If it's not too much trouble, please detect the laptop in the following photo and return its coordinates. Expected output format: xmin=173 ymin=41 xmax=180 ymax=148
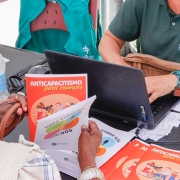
xmin=45 ymin=50 xmax=180 ymax=129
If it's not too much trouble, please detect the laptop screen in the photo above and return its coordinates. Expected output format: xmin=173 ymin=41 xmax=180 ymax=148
xmin=45 ymin=50 xmax=154 ymax=128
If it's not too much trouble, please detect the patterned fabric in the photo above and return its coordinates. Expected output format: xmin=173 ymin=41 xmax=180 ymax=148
xmin=171 ymin=71 xmax=180 ymax=88
xmin=18 ymin=151 xmax=62 ymax=180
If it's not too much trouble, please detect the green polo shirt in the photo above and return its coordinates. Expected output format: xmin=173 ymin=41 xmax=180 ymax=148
xmin=109 ymin=0 xmax=180 ymax=63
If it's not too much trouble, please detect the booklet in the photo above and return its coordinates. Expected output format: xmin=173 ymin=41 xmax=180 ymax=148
xmin=35 ymin=96 xmax=96 ymax=151
xmin=26 ymin=74 xmax=87 ymax=141
xmin=46 ymin=150 xmax=81 ymax=179
xmin=100 ymin=139 xmax=141 ymax=179
xmin=127 ymin=144 xmax=180 ymax=180
xmin=46 ymin=118 xmax=135 ymax=178
xmin=109 ymin=140 xmax=149 ymax=180
xmin=90 ymin=118 xmax=135 ymax=167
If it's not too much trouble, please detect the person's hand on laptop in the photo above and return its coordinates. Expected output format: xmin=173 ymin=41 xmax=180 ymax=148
xmin=145 ymin=74 xmax=178 ymax=103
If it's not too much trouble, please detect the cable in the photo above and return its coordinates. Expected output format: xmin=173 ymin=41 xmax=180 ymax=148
xmin=135 ymin=124 xmax=180 ymax=144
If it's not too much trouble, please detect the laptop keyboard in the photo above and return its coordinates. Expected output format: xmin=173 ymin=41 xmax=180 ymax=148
xmin=151 ymin=103 xmax=165 ymax=115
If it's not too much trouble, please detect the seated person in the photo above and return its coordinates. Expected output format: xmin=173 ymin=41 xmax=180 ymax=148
xmin=0 ymin=94 xmax=104 ymax=180
xmin=99 ymin=0 xmax=180 ymax=103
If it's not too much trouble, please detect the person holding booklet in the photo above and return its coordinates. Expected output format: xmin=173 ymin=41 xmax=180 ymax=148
xmin=0 ymin=93 xmax=105 ymax=180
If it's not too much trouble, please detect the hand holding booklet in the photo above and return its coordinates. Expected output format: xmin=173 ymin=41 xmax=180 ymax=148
xmin=34 ymin=95 xmax=135 ymax=178
xmin=35 ymin=96 xmax=96 ymax=151
xmin=45 ymin=116 xmax=135 ymax=178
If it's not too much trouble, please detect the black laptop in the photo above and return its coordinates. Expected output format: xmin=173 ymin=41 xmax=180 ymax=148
xmin=45 ymin=50 xmax=180 ymax=129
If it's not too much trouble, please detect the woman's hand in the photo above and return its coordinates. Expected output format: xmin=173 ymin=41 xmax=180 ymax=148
xmin=78 ymin=120 xmax=102 ymax=172
xmin=145 ymin=74 xmax=177 ymax=103
xmin=8 ymin=93 xmax=27 ymax=115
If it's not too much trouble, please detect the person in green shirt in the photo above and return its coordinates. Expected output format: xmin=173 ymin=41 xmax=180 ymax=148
xmin=99 ymin=0 xmax=180 ymax=103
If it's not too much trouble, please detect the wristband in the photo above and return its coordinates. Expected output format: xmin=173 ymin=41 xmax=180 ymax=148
xmin=78 ymin=167 xmax=105 ymax=180
xmin=171 ymin=70 xmax=180 ymax=88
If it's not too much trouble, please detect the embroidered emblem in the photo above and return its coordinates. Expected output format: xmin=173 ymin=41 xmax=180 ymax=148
xmin=82 ymin=45 xmax=94 ymax=59
xmin=82 ymin=45 xmax=89 ymax=54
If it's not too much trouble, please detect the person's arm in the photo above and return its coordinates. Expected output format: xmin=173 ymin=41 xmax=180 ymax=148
xmin=98 ymin=30 xmax=129 ymax=66
xmin=78 ymin=121 xmax=103 ymax=180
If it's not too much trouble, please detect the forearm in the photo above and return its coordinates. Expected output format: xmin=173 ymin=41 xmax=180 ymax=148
xmin=78 ymin=152 xmax=101 ymax=180
xmin=98 ymin=32 xmax=128 ymax=66
xmin=79 ymin=151 xmax=96 ymax=172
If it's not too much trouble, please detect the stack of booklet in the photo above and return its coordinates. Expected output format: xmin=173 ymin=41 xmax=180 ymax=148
xmin=100 ymin=139 xmax=180 ymax=180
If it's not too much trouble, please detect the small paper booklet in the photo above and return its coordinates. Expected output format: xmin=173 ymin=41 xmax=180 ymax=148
xmin=35 ymin=96 xmax=96 ymax=151
xmin=109 ymin=140 xmax=149 ymax=180
xmin=100 ymin=139 xmax=141 ymax=179
xmin=46 ymin=118 xmax=135 ymax=178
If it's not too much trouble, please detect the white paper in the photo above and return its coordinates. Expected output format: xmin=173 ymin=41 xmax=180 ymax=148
xmin=90 ymin=118 xmax=135 ymax=167
xmin=132 ymin=112 xmax=180 ymax=141
xmin=46 ymin=118 xmax=135 ymax=178
xmin=46 ymin=150 xmax=80 ymax=178
xmin=35 ymin=96 xmax=96 ymax=151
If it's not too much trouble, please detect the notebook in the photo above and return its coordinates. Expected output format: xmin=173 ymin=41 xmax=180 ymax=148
xmin=45 ymin=50 xmax=180 ymax=129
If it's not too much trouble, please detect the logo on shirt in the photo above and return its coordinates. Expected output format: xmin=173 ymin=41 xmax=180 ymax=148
xmin=82 ymin=45 xmax=94 ymax=59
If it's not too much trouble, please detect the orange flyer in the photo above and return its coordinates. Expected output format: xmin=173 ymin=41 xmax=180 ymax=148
xmin=100 ymin=139 xmax=141 ymax=179
xmin=109 ymin=139 xmax=149 ymax=180
xmin=26 ymin=74 xmax=87 ymax=141
xmin=127 ymin=144 xmax=180 ymax=180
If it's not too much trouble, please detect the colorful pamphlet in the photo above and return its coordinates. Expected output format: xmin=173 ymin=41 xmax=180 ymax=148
xmin=100 ymin=139 xmax=141 ymax=179
xmin=127 ymin=144 xmax=180 ymax=180
xmin=26 ymin=74 xmax=87 ymax=141
xmin=109 ymin=139 xmax=149 ymax=180
xmin=35 ymin=96 xmax=96 ymax=151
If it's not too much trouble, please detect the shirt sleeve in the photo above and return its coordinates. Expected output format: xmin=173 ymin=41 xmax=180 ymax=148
xmin=109 ymin=0 xmax=144 ymax=42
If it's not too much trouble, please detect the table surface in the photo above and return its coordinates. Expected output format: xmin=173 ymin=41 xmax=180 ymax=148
xmin=1 ymin=44 xmax=180 ymax=180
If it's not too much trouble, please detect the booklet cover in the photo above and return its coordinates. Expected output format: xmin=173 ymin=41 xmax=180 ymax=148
xmin=109 ymin=140 xmax=149 ymax=180
xmin=26 ymin=74 xmax=87 ymax=141
xmin=100 ymin=139 xmax=141 ymax=179
xmin=35 ymin=96 xmax=96 ymax=151
xmin=127 ymin=144 xmax=180 ymax=180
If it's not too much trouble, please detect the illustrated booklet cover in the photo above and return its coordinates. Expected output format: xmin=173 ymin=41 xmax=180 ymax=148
xmin=35 ymin=96 xmax=96 ymax=151
xmin=100 ymin=139 xmax=142 ymax=179
xmin=126 ymin=144 xmax=180 ymax=180
xmin=46 ymin=118 xmax=135 ymax=178
xmin=109 ymin=140 xmax=149 ymax=180
xmin=26 ymin=74 xmax=87 ymax=141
